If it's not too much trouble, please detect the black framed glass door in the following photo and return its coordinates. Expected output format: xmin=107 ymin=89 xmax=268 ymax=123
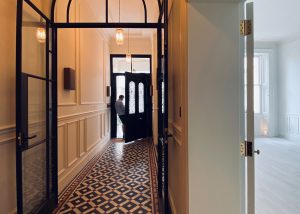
xmin=16 ymin=1 xmax=57 ymax=213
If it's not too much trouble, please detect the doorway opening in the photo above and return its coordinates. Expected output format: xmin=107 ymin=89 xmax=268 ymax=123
xmin=16 ymin=0 xmax=169 ymax=213
xmin=244 ymin=1 xmax=300 ymax=213
xmin=111 ymin=54 xmax=152 ymax=140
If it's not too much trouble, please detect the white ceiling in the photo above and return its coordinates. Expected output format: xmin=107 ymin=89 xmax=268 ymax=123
xmin=254 ymin=0 xmax=300 ymax=42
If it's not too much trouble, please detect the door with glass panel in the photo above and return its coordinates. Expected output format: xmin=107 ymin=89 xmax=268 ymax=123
xmin=125 ymin=73 xmax=151 ymax=143
xmin=110 ymin=55 xmax=152 ymax=140
xmin=16 ymin=1 xmax=57 ymax=213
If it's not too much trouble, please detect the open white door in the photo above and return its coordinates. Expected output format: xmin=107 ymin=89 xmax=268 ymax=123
xmin=244 ymin=2 xmax=255 ymax=214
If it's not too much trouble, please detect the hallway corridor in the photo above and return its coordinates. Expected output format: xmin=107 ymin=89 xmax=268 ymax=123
xmin=56 ymin=140 xmax=158 ymax=214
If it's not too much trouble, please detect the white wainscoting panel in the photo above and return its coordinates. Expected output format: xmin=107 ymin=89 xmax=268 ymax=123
xmin=288 ymin=116 xmax=299 ymax=134
xmin=57 ymin=109 xmax=111 ymax=192
xmin=285 ymin=115 xmax=300 ymax=140
xmin=86 ymin=114 xmax=101 ymax=151
xmin=0 ymin=125 xmax=16 ymax=214
xmin=79 ymin=119 xmax=86 ymax=157
xmin=58 ymin=124 xmax=67 ymax=176
xmin=67 ymin=121 xmax=80 ymax=167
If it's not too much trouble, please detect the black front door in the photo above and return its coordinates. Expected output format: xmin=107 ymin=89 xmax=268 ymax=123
xmin=16 ymin=1 xmax=57 ymax=213
xmin=125 ymin=72 xmax=152 ymax=143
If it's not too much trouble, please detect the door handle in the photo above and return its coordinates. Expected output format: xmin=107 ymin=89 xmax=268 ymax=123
xmin=21 ymin=134 xmax=37 ymax=141
xmin=17 ymin=133 xmax=37 ymax=146
xmin=254 ymin=150 xmax=260 ymax=155
xmin=25 ymin=135 xmax=37 ymax=140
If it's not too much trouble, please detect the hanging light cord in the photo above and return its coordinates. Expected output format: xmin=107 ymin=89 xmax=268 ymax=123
xmin=128 ymin=28 xmax=130 ymax=54
xmin=119 ymin=0 xmax=120 ymax=23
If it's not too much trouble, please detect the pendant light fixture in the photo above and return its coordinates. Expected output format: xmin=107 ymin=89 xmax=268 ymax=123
xmin=115 ymin=0 xmax=124 ymax=45
xmin=36 ymin=27 xmax=46 ymax=43
xmin=116 ymin=29 xmax=124 ymax=45
xmin=36 ymin=17 xmax=46 ymax=43
xmin=126 ymin=28 xmax=131 ymax=63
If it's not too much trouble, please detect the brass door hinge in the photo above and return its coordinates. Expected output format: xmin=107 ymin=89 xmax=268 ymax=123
xmin=240 ymin=141 xmax=253 ymax=157
xmin=240 ymin=20 xmax=252 ymax=36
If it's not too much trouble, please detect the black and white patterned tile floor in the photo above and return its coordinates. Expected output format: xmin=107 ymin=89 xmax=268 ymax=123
xmin=56 ymin=140 xmax=158 ymax=214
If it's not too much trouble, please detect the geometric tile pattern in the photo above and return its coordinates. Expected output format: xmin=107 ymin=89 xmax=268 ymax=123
xmin=56 ymin=140 xmax=159 ymax=214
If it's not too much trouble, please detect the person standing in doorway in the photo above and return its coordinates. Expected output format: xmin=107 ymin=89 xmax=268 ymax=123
xmin=115 ymin=95 xmax=125 ymax=139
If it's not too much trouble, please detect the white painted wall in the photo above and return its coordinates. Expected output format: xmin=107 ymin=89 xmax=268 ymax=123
xmin=56 ymin=0 xmax=111 ymax=193
xmin=254 ymin=0 xmax=300 ymax=42
xmin=109 ymin=37 xmax=152 ymax=55
xmin=188 ymin=2 xmax=244 ymax=214
xmin=278 ymin=38 xmax=300 ymax=140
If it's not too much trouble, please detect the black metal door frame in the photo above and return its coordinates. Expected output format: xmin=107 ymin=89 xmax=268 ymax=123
xmin=110 ymin=54 xmax=152 ymax=139
xmin=16 ymin=0 xmax=58 ymax=213
xmin=16 ymin=0 xmax=168 ymax=213
xmin=157 ymin=0 xmax=169 ymax=212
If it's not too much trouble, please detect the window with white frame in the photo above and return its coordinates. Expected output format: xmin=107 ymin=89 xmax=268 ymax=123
xmin=245 ymin=52 xmax=269 ymax=114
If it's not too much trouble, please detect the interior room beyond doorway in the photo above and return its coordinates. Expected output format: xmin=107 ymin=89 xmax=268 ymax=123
xmin=254 ymin=1 xmax=300 ymax=213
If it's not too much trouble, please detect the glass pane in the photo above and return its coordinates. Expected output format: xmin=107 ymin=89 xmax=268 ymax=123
xmin=116 ymin=76 xmax=125 ymax=138
xmin=132 ymin=57 xmax=151 ymax=73
xmin=116 ymin=116 xmax=123 ymax=139
xmin=138 ymin=83 xmax=144 ymax=113
xmin=116 ymin=76 xmax=125 ymax=104
xmin=254 ymin=85 xmax=261 ymax=114
xmin=22 ymin=2 xmax=46 ymax=77
xmin=28 ymin=77 xmax=47 ymax=147
xmin=129 ymin=81 xmax=135 ymax=114
xmin=262 ymin=86 xmax=269 ymax=114
xmin=254 ymin=56 xmax=260 ymax=84
xmin=22 ymin=142 xmax=47 ymax=214
xmin=113 ymin=57 xmax=131 ymax=73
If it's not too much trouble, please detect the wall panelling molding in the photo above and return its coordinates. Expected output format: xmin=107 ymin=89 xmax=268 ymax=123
xmin=56 ymin=0 xmax=78 ymax=107
xmin=78 ymin=1 xmax=106 ymax=105
xmin=283 ymin=114 xmax=300 ymax=140
xmin=58 ymin=109 xmax=111 ymax=192
xmin=0 ymin=125 xmax=15 ymax=146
